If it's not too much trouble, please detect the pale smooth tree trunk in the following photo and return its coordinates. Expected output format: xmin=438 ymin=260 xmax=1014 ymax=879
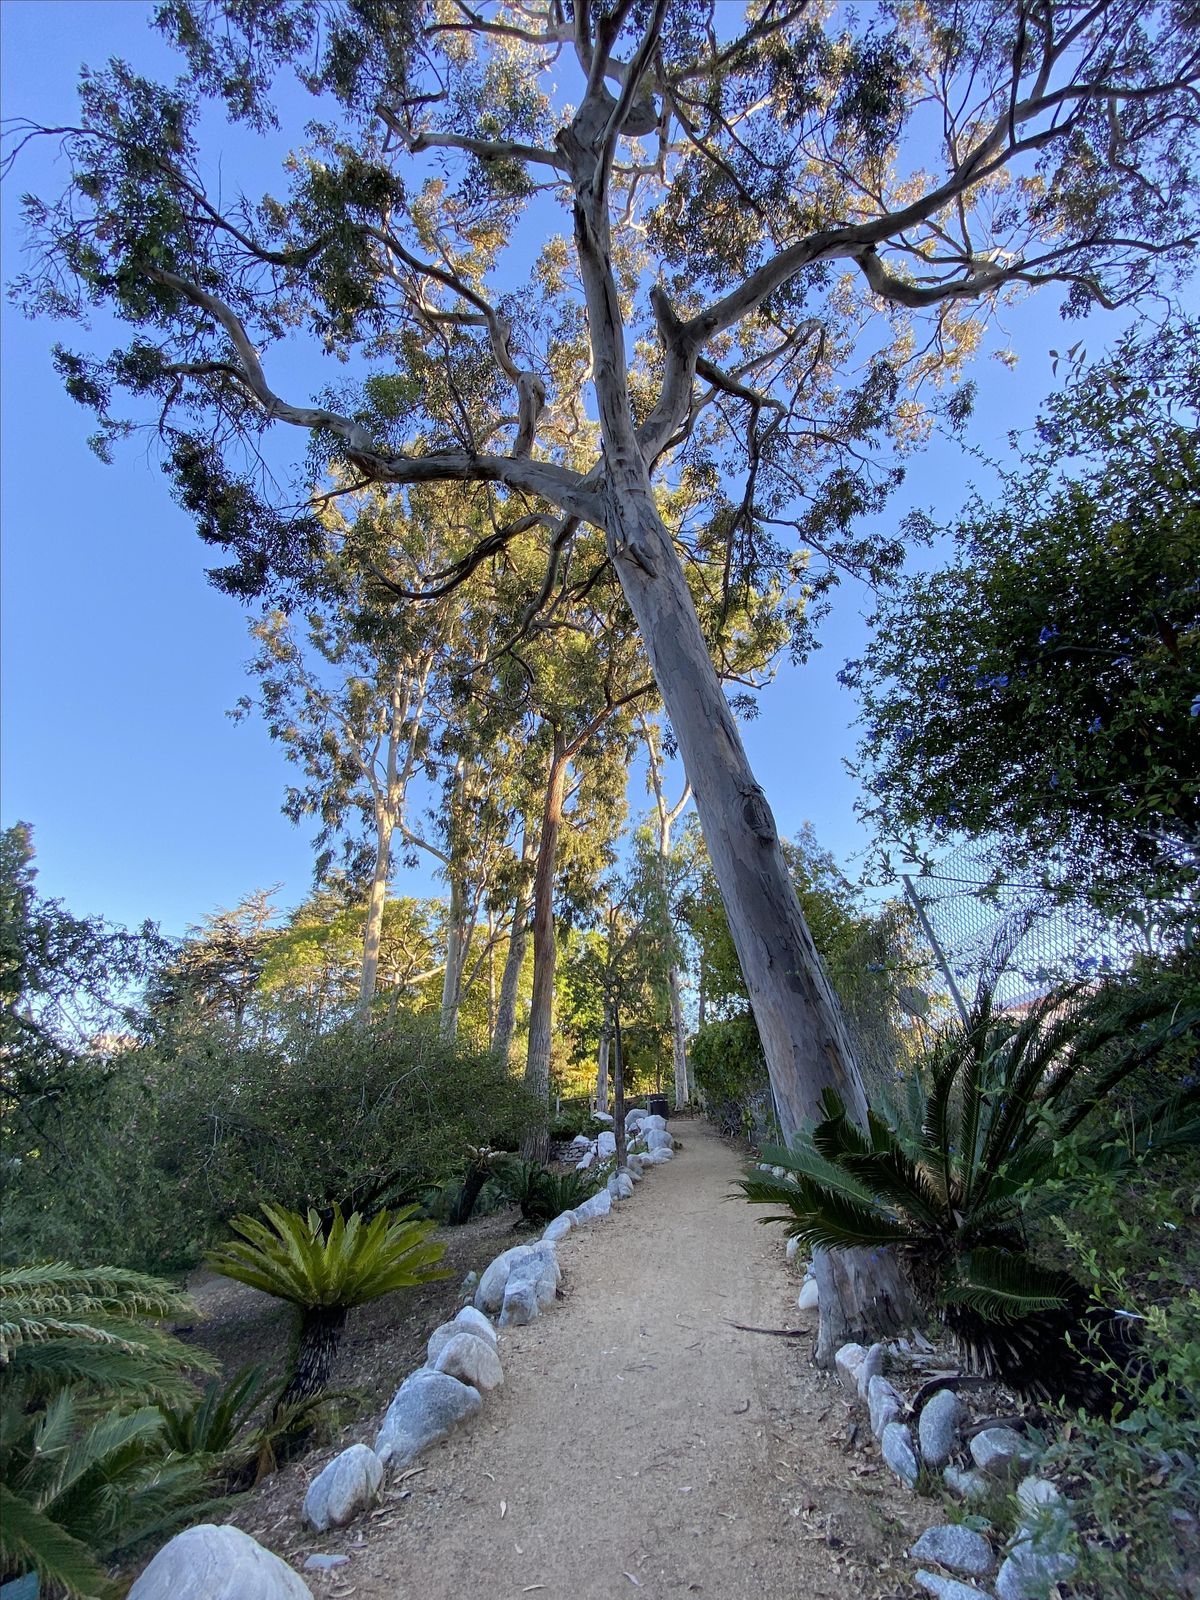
xmin=595 ymin=1007 xmax=611 ymax=1113
xmin=439 ymin=873 xmax=467 ymax=1042
xmin=643 ymin=723 xmax=692 ymax=1108
xmin=354 ymin=813 xmax=393 ymax=1027
xmin=668 ymin=963 xmax=688 ymax=1110
xmin=612 ymin=1006 xmax=627 ymax=1173
xmin=522 ymin=732 xmax=569 ymax=1159
xmin=568 ymin=122 xmax=912 ymax=1358
xmin=492 ymin=896 xmax=529 ymax=1062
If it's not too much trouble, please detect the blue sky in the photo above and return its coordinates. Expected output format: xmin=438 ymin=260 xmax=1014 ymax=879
xmin=0 ymin=0 xmax=1111 ymax=937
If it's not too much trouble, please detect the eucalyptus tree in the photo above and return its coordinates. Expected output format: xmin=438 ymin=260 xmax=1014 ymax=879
xmin=639 ymin=716 xmax=693 ymax=1107
xmin=12 ymin=0 xmax=1199 ymax=1350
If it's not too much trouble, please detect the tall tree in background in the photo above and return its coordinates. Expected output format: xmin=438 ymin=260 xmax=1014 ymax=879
xmin=11 ymin=0 xmax=1198 ymax=1351
xmin=848 ymin=322 xmax=1200 ymax=922
xmin=639 ymin=717 xmax=693 ymax=1108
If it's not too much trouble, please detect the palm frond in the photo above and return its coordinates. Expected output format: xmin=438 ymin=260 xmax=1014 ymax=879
xmin=939 ymin=1248 xmax=1079 ymax=1324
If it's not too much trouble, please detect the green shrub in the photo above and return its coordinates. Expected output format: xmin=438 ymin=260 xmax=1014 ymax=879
xmin=0 ymin=1264 xmax=214 ymax=1599
xmin=689 ymin=1014 xmax=770 ymax=1138
xmin=739 ymin=979 xmax=1199 ymax=1403
xmin=491 ymin=1159 xmax=601 ymax=1226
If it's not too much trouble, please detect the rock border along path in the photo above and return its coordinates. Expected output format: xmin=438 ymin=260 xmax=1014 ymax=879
xmin=324 ymin=1119 xmax=924 ymax=1600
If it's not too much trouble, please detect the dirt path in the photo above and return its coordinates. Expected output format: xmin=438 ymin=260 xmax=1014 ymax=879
xmin=299 ymin=1120 xmax=927 ymax=1600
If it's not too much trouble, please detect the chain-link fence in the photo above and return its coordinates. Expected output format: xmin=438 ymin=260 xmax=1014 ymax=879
xmin=898 ymin=838 xmax=1160 ymax=1015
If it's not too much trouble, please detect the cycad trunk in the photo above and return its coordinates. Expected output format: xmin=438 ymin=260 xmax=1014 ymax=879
xmin=522 ymin=734 xmax=568 ymax=1160
xmin=284 ymin=1305 xmax=348 ymax=1404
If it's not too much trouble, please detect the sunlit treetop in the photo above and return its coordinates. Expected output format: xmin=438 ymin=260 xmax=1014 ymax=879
xmin=6 ymin=0 xmax=1197 ymax=643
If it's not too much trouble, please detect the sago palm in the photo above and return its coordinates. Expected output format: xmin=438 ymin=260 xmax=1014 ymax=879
xmin=206 ymin=1202 xmax=449 ymax=1401
xmin=740 ymin=980 xmax=1199 ymax=1404
xmin=0 ymin=1263 xmax=214 ymax=1600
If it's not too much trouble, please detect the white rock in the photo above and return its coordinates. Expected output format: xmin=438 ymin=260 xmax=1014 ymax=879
xmin=910 ymin=1524 xmax=996 ymax=1578
xmin=834 ymin=1341 xmax=867 ymax=1394
xmin=607 ymin=1171 xmax=634 ymax=1200
xmin=626 ymin=1156 xmax=645 ymax=1180
xmin=639 ymin=1147 xmax=673 ymax=1165
xmin=913 ymin=1570 xmax=994 ymax=1600
xmin=857 ymin=1341 xmax=885 ymax=1399
xmin=597 ymin=1130 xmax=617 ymax=1157
xmin=452 ymin=1305 xmax=497 ymax=1346
xmin=641 ymin=1114 xmax=667 ymax=1132
xmin=542 ymin=1213 xmax=573 ymax=1242
xmin=572 ymin=1189 xmax=613 ymax=1222
xmin=645 ymin=1127 xmax=674 ymax=1152
xmin=498 ymin=1275 xmax=539 ymax=1326
xmin=575 ymin=1148 xmax=597 ymax=1170
xmin=570 ymin=1133 xmax=593 ymax=1149
xmin=374 ymin=1370 xmax=482 ymax=1470
xmin=592 ymin=1111 xmax=614 ymax=1124
xmin=867 ymin=1375 xmax=903 ymax=1439
xmin=1015 ymin=1476 xmax=1062 ymax=1515
xmin=797 ymin=1278 xmax=820 ymax=1312
xmin=128 ymin=1525 xmax=312 ymax=1600
xmin=881 ymin=1421 xmax=920 ymax=1487
xmin=625 ymin=1109 xmax=647 ymax=1129
xmin=432 ymin=1331 xmax=504 ymax=1391
xmin=499 ymin=1245 xmax=559 ymax=1327
xmin=425 ymin=1321 xmax=464 ymax=1365
xmin=970 ymin=1426 xmax=1036 ymax=1480
xmin=785 ymin=1236 xmax=801 ymax=1263
xmin=475 ymin=1244 xmax=536 ymax=1314
xmin=919 ymin=1389 xmax=965 ymax=1468
xmin=303 ymin=1443 xmax=383 ymax=1532
xmin=944 ymin=1465 xmax=989 ymax=1501
xmin=995 ymin=1536 xmax=1076 ymax=1600
xmin=303 ymin=1555 xmax=348 ymax=1572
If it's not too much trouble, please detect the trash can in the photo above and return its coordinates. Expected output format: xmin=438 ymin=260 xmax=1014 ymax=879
xmin=648 ymin=1093 xmax=669 ymax=1121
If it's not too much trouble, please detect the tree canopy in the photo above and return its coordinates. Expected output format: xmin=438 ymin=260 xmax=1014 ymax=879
xmin=847 ymin=322 xmax=1200 ymax=917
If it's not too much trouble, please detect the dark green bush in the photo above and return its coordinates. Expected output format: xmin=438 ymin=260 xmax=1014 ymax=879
xmin=689 ymin=1013 xmax=772 ymax=1138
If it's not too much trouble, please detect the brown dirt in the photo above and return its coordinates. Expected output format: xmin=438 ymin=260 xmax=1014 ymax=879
xmin=197 ymin=1119 xmax=935 ymax=1600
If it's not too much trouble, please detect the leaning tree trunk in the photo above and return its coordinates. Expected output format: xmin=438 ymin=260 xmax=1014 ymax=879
xmin=283 ymin=1305 xmax=349 ymax=1405
xmin=605 ymin=475 xmax=912 ymax=1360
xmin=522 ymin=733 xmax=569 ymax=1160
xmin=566 ymin=107 xmax=912 ymax=1360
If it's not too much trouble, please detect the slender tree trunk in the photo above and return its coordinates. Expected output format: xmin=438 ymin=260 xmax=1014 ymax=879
xmin=492 ymin=890 xmax=530 ymax=1062
xmin=613 ymin=1006 xmax=627 ymax=1173
xmin=668 ymin=963 xmax=688 ymax=1109
xmin=522 ymin=733 xmax=569 ymax=1160
xmin=354 ymin=813 xmax=393 ymax=1026
xmin=439 ymin=874 xmax=466 ymax=1042
xmin=595 ymin=1007 xmax=611 ymax=1114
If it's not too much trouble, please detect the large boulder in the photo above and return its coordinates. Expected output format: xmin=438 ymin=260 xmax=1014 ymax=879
xmin=644 ymin=1127 xmax=674 ymax=1152
xmin=499 ymin=1247 xmax=559 ymax=1326
xmin=625 ymin=1155 xmax=645 ymax=1180
xmin=127 ymin=1525 xmax=312 ymax=1600
xmin=970 ymin=1426 xmax=1036 ymax=1481
xmin=475 ymin=1244 xmax=536 ymax=1314
xmin=834 ymin=1342 xmax=867 ymax=1394
xmin=919 ymin=1389 xmax=965 ymax=1469
xmin=796 ymin=1278 xmax=820 ymax=1312
xmin=303 ymin=1443 xmax=383 ymax=1532
xmin=638 ymin=1147 xmax=673 ymax=1166
xmin=592 ymin=1110 xmax=614 ymax=1124
xmin=432 ymin=1331 xmax=504 ymax=1391
xmin=625 ymin=1108 xmax=647 ymax=1131
xmin=596 ymin=1129 xmax=617 ymax=1157
xmin=641 ymin=1114 xmax=667 ymax=1132
xmin=542 ymin=1212 xmax=573 ymax=1242
xmin=374 ymin=1369 xmax=482 ymax=1470
xmin=910 ymin=1524 xmax=995 ymax=1578
xmin=572 ymin=1188 xmax=613 ymax=1223
xmin=881 ymin=1421 xmax=920 ymax=1487
xmin=570 ymin=1133 xmax=593 ymax=1149
xmin=451 ymin=1305 xmax=497 ymax=1346
xmin=575 ymin=1148 xmax=597 ymax=1171
xmin=607 ymin=1170 xmax=634 ymax=1200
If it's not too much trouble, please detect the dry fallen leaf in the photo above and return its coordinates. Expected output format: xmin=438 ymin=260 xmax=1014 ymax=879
xmin=623 ymin=1573 xmax=642 ymax=1587
xmin=500 ymin=1499 xmax=507 ymax=1518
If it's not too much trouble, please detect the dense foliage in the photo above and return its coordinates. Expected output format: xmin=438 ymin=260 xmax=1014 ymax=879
xmin=848 ymin=325 xmax=1200 ymax=916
